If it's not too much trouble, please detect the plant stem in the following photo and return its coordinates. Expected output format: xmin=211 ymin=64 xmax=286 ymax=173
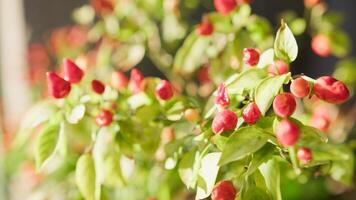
xmin=288 ymin=146 xmax=301 ymax=175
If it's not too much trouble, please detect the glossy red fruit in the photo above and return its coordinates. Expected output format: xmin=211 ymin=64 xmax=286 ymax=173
xmin=96 ymin=110 xmax=113 ymax=127
xmin=304 ymin=0 xmax=321 ymax=8
xmin=214 ymin=83 xmax=230 ymax=107
xmin=273 ymin=93 xmax=297 ymax=118
xmin=276 ymin=119 xmax=300 ymax=147
xmin=63 ymin=58 xmax=84 ymax=83
xmin=211 ymin=180 xmax=237 ymax=200
xmin=243 ymin=48 xmax=260 ymax=66
xmin=214 ymin=0 xmax=237 ymax=15
xmin=46 ymin=72 xmax=71 ymax=98
xmin=314 ymin=76 xmax=349 ymax=104
xmin=197 ymin=20 xmax=214 ymax=36
xmin=290 ymin=77 xmax=310 ymax=98
xmin=267 ymin=60 xmax=289 ymax=76
xmin=297 ymin=147 xmax=312 ymax=162
xmin=311 ymin=34 xmax=331 ymax=57
xmin=129 ymin=68 xmax=144 ymax=94
xmin=92 ymin=80 xmax=105 ymax=94
xmin=212 ymin=110 xmax=238 ymax=134
xmin=242 ymin=102 xmax=261 ymax=125
xmin=155 ymin=80 xmax=174 ymax=100
xmin=111 ymin=71 xmax=128 ymax=90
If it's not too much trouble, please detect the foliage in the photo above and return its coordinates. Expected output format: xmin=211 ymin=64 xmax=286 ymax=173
xmin=4 ymin=1 xmax=356 ymax=200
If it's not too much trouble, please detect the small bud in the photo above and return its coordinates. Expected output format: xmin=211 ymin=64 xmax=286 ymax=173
xmin=96 ymin=109 xmax=113 ymax=127
xmin=91 ymin=80 xmax=105 ymax=94
xmin=212 ymin=110 xmax=238 ymax=134
xmin=91 ymin=0 xmax=115 ymax=15
xmin=273 ymin=93 xmax=297 ymax=118
xmin=276 ymin=119 xmax=300 ymax=147
xmin=161 ymin=127 xmax=175 ymax=144
xmin=290 ymin=77 xmax=310 ymax=98
xmin=267 ymin=60 xmax=289 ymax=76
xmin=155 ymin=80 xmax=174 ymax=100
xmin=242 ymin=102 xmax=261 ymax=125
xmin=214 ymin=83 xmax=230 ymax=107
xmin=197 ymin=65 xmax=211 ymax=84
xmin=197 ymin=20 xmax=214 ymax=36
xmin=184 ymin=108 xmax=200 ymax=122
xmin=243 ymin=48 xmax=260 ymax=66
xmin=46 ymin=72 xmax=71 ymax=99
xmin=314 ymin=76 xmax=349 ymax=104
xmin=63 ymin=58 xmax=84 ymax=83
xmin=111 ymin=71 xmax=128 ymax=90
xmin=129 ymin=68 xmax=144 ymax=94
xmin=297 ymin=147 xmax=312 ymax=163
xmin=214 ymin=0 xmax=237 ymax=15
xmin=311 ymin=34 xmax=331 ymax=57
xmin=211 ymin=180 xmax=237 ymax=200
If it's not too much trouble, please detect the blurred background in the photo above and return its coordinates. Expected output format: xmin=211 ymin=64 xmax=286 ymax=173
xmin=0 ymin=0 xmax=356 ymax=200
xmin=1 ymin=0 xmax=356 ymax=131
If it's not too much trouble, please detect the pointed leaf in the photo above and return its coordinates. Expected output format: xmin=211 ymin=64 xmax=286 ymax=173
xmin=226 ymin=68 xmax=268 ymax=95
xmin=274 ymin=21 xmax=298 ymax=62
xmin=254 ymin=73 xmax=291 ymax=115
xmin=76 ymin=154 xmax=96 ymax=200
xmin=219 ymin=126 xmax=272 ymax=166
xmin=259 ymin=158 xmax=282 ymax=200
xmin=35 ymin=123 xmax=60 ymax=170
xmin=196 ymin=153 xmax=221 ymax=199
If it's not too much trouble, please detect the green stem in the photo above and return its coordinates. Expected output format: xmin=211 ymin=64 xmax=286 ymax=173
xmin=288 ymin=146 xmax=301 ymax=175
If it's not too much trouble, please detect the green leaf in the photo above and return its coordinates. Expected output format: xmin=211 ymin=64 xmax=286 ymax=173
xmin=211 ymin=134 xmax=229 ymax=151
xmin=330 ymin=146 xmax=354 ymax=186
xmin=257 ymin=48 xmax=275 ymax=68
xmin=240 ymin=186 xmax=271 ymax=200
xmin=259 ymin=158 xmax=282 ymax=200
xmin=66 ymin=104 xmax=86 ymax=124
xmin=231 ymin=4 xmax=252 ymax=29
xmin=274 ymin=21 xmax=298 ymax=62
xmin=35 ymin=123 xmax=60 ymax=170
xmin=246 ymin=16 xmax=273 ymax=47
xmin=245 ymin=143 xmax=275 ymax=176
xmin=15 ymin=102 xmax=57 ymax=147
xmin=290 ymin=18 xmax=306 ymax=35
xmin=127 ymin=92 xmax=152 ymax=110
xmin=219 ymin=126 xmax=272 ymax=165
xmin=164 ymin=100 xmax=185 ymax=121
xmin=196 ymin=152 xmax=221 ymax=199
xmin=93 ymin=127 xmax=125 ymax=187
xmin=255 ymin=73 xmax=291 ymax=115
xmin=76 ymin=154 xmax=96 ymax=200
xmin=114 ymin=43 xmax=145 ymax=70
xmin=329 ymin=30 xmax=351 ymax=57
xmin=226 ymin=68 xmax=268 ymax=95
xmin=300 ymin=125 xmax=328 ymax=143
xmin=333 ymin=58 xmax=356 ymax=85
xmin=72 ymin=5 xmax=95 ymax=25
xmin=56 ymin=122 xmax=68 ymax=157
xmin=19 ymin=101 xmax=57 ymax=130
xmin=173 ymin=32 xmax=211 ymax=74
xmin=208 ymin=13 xmax=234 ymax=33
xmin=162 ymin=13 xmax=187 ymax=42
xmin=178 ymin=149 xmax=200 ymax=189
